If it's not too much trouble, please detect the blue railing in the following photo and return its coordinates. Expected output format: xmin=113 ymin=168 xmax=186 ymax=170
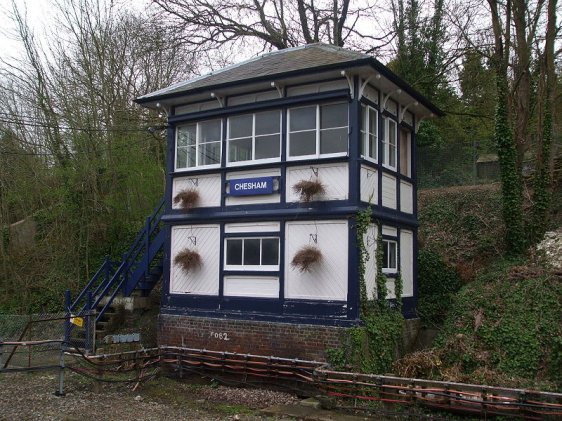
xmin=64 ymin=198 xmax=165 ymax=350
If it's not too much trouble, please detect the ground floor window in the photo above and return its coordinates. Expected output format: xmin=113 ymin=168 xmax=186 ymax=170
xmin=225 ymin=237 xmax=280 ymax=271
xmin=382 ymin=239 xmax=398 ymax=273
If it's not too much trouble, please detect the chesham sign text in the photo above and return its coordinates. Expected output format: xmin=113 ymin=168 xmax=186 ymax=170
xmin=229 ymin=177 xmax=274 ymax=196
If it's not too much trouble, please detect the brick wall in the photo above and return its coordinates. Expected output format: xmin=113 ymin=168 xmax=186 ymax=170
xmin=158 ymin=314 xmax=347 ymax=361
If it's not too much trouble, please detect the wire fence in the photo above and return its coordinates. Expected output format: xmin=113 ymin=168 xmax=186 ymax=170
xmin=0 ymin=312 xmax=94 ymax=369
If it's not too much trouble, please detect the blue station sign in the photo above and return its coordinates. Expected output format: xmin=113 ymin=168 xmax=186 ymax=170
xmin=229 ymin=177 xmax=274 ymax=196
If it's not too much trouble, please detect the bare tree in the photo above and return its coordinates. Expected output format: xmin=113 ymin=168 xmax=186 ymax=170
xmin=150 ymin=0 xmax=395 ymax=56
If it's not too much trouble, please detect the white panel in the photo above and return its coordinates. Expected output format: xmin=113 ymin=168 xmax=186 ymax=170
xmin=172 ymin=174 xmax=221 ymax=209
xmin=382 ymin=225 xmax=398 ymax=237
xmin=286 ymin=163 xmax=349 ymax=202
xmin=363 ymin=224 xmax=378 ymax=300
xmin=287 ymin=80 xmax=348 ymax=96
xmin=403 ymin=111 xmax=413 ymax=126
xmin=400 ymin=181 xmax=413 ymax=214
xmin=226 ymin=169 xmax=281 ymax=205
xmin=360 ymin=166 xmax=378 ymax=204
xmin=400 ymin=230 xmax=414 ymax=297
xmin=285 ymin=221 xmax=348 ymax=300
xmin=382 ymin=173 xmax=397 ymax=209
xmin=170 ymin=225 xmax=220 ymax=295
xmin=385 ymin=99 xmax=398 ymax=116
xmin=362 ymin=84 xmax=379 ymax=104
xmin=224 ymin=276 xmax=279 ymax=298
xmin=175 ymin=100 xmax=219 ymax=115
xmin=225 ymin=222 xmax=280 ymax=234
xmin=228 ymin=90 xmax=279 ymax=106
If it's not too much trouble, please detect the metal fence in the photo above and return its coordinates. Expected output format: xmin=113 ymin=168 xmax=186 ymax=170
xmin=0 ymin=312 xmax=94 ymax=370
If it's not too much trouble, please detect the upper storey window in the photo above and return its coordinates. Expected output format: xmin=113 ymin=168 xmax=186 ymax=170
xmin=361 ymin=105 xmax=378 ymax=162
xmin=176 ymin=119 xmax=221 ymax=170
xmin=288 ymin=102 xmax=348 ymax=159
xmin=382 ymin=117 xmax=397 ymax=169
xmin=228 ymin=110 xmax=281 ymax=164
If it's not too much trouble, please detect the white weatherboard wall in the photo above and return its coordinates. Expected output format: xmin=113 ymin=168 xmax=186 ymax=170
xmin=172 ymin=174 xmax=221 ymax=209
xmin=363 ymin=224 xmax=378 ymax=300
xmin=286 ymin=163 xmax=349 ymax=202
xmin=224 ymin=277 xmax=279 ymax=298
xmin=170 ymin=225 xmax=220 ymax=295
xmin=400 ymin=181 xmax=413 ymax=214
xmin=400 ymin=230 xmax=414 ymax=297
xmin=226 ymin=169 xmax=281 ymax=205
xmin=382 ymin=173 xmax=397 ymax=209
xmin=285 ymin=220 xmax=348 ymax=301
xmin=360 ymin=165 xmax=378 ymax=204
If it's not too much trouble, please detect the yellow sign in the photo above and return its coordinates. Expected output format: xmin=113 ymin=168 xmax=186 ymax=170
xmin=70 ymin=316 xmax=84 ymax=328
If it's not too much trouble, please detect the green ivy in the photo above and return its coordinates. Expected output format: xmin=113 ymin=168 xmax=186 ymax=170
xmin=326 ymin=208 xmax=404 ymax=374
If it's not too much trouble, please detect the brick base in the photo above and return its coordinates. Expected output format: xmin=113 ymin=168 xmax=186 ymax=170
xmin=158 ymin=314 xmax=347 ymax=361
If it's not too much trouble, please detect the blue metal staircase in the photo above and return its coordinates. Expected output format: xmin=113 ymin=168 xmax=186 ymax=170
xmin=64 ymin=199 xmax=165 ymax=350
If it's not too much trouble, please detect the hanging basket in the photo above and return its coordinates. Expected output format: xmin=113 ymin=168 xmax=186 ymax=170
xmin=174 ymin=248 xmax=202 ymax=273
xmin=292 ymin=179 xmax=325 ymax=202
xmin=291 ymin=245 xmax=322 ymax=273
xmin=173 ymin=189 xmax=200 ymax=210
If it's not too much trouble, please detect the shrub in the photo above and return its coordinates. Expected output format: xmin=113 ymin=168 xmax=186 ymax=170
xmin=173 ymin=189 xmax=200 ymax=210
xmin=291 ymin=245 xmax=322 ymax=272
xmin=174 ymin=249 xmax=202 ymax=273
xmin=292 ymin=179 xmax=325 ymax=202
xmin=417 ymin=249 xmax=462 ymax=325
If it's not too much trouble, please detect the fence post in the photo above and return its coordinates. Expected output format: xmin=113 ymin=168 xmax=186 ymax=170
xmin=85 ymin=291 xmax=93 ymax=353
xmin=55 ymin=346 xmax=65 ymax=396
xmin=64 ymin=290 xmax=71 ymax=347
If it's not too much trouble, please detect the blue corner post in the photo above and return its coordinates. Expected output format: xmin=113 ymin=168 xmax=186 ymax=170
xmin=63 ymin=290 xmax=71 ymax=348
xmin=85 ymin=291 xmax=93 ymax=353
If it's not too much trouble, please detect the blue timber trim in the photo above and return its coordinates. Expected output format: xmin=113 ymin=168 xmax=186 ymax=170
xmin=347 ymin=216 xmax=359 ymax=320
xmin=218 ymin=223 xmax=225 ymax=299
xmin=160 ymin=302 xmax=358 ymax=326
xmin=411 ymin=113 xmax=419 ymax=318
xmin=166 ymin=125 xmax=175 ymax=212
xmin=168 ymin=90 xmax=350 ymax=125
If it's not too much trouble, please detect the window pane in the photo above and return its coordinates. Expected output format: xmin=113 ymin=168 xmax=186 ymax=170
xmin=389 ymin=242 xmax=397 ymax=269
xmin=320 ymin=127 xmax=347 ymax=154
xmin=177 ymin=125 xmax=196 ymax=147
xmin=226 ymin=239 xmax=243 ymax=265
xmin=200 ymin=120 xmax=221 ymax=142
xmin=388 ymin=119 xmax=396 ymax=146
xmin=389 ymin=144 xmax=397 ymax=167
xmin=289 ymin=106 xmax=316 ymax=131
xmin=255 ymin=134 xmax=280 ymax=160
xmin=176 ymin=147 xmax=187 ymax=168
xmin=229 ymin=137 xmax=252 ymax=162
xmin=229 ymin=114 xmax=252 ymax=139
xmin=289 ymin=131 xmax=316 ymax=156
xmin=199 ymin=141 xmax=220 ymax=166
xmin=369 ymin=133 xmax=377 ymax=160
xmin=369 ymin=109 xmax=377 ymax=135
xmin=255 ymin=110 xmax=280 ymax=135
xmin=243 ymin=239 xmax=260 ymax=265
xmin=261 ymin=238 xmax=279 ymax=265
xmin=320 ymin=103 xmax=347 ymax=128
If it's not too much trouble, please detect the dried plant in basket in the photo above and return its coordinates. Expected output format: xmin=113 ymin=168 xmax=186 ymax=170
xmin=174 ymin=248 xmax=202 ymax=273
xmin=291 ymin=245 xmax=322 ymax=273
xmin=292 ymin=179 xmax=325 ymax=202
xmin=173 ymin=189 xmax=200 ymax=210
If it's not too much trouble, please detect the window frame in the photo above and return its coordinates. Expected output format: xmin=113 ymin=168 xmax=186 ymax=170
xmin=382 ymin=117 xmax=398 ymax=170
xmin=287 ymin=102 xmax=349 ymax=161
xmin=224 ymin=236 xmax=280 ymax=272
xmin=382 ymin=239 xmax=398 ymax=274
xmin=361 ymin=104 xmax=378 ymax=163
xmin=226 ymin=110 xmax=282 ymax=166
xmin=175 ymin=119 xmax=222 ymax=171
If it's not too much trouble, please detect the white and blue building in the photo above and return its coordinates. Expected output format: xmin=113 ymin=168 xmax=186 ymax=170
xmin=136 ymin=44 xmax=442 ymax=357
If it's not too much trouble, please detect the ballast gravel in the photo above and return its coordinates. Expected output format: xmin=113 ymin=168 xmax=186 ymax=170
xmin=0 ymin=372 xmax=297 ymax=421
